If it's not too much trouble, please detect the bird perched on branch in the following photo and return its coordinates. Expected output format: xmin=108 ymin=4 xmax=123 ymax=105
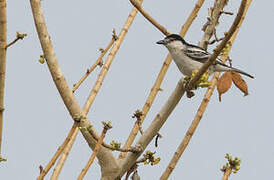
xmin=156 ymin=34 xmax=254 ymax=79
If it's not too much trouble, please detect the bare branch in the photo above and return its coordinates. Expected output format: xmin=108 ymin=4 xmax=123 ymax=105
xmin=0 ymin=0 xmax=7 ymax=160
xmin=37 ymin=123 xmax=77 ymax=180
xmin=129 ymin=0 xmax=170 ymax=35
xmin=118 ymin=78 xmax=186 ymax=177
xmin=160 ymin=1 xmax=252 ymax=178
xmin=199 ymin=0 xmax=230 ymax=49
xmin=50 ymin=126 xmax=78 ymax=180
xmin=117 ymin=0 xmax=247 ymax=178
xmin=30 ymin=0 xmax=119 ymax=178
xmin=77 ymin=122 xmax=112 ymax=180
xmin=82 ymin=0 xmax=145 ymax=116
xmin=5 ymin=32 xmax=27 ymax=49
xmin=185 ymin=0 xmax=247 ymax=92
xmin=72 ymin=30 xmax=117 ymax=93
xmin=120 ymin=0 xmax=206 ymax=159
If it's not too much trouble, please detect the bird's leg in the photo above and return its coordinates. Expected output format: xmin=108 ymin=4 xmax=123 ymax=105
xmin=182 ymin=76 xmax=195 ymax=98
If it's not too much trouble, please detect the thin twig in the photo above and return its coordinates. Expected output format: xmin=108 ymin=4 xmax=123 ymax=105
xmin=37 ymin=123 xmax=78 ymax=180
xmin=119 ymin=0 xmax=206 ymax=159
xmin=0 ymin=0 xmax=7 ymax=160
xmin=5 ymin=32 xmax=27 ymax=49
xmin=221 ymin=10 xmax=234 ymax=15
xmin=72 ymin=30 xmax=117 ymax=93
xmin=77 ymin=122 xmax=112 ymax=180
xmin=129 ymin=0 xmax=170 ymax=36
xmin=87 ymin=127 xmax=141 ymax=153
xmin=160 ymin=1 xmax=252 ymax=179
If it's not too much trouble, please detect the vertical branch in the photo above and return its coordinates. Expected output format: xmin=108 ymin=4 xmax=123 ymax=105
xmin=160 ymin=1 xmax=252 ymax=179
xmin=199 ymin=0 xmax=229 ymax=49
xmin=0 ymin=0 xmax=7 ymax=159
xmin=119 ymin=0 xmax=206 ymax=159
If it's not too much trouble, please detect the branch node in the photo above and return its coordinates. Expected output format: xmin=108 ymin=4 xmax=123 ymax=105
xmin=102 ymin=121 xmax=112 ymax=130
xmin=73 ymin=114 xmax=86 ymax=123
xmin=112 ymin=28 xmax=118 ymax=41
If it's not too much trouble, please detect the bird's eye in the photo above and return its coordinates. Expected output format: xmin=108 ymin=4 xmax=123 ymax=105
xmin=169 ymin=39 xmax=175 ymax=42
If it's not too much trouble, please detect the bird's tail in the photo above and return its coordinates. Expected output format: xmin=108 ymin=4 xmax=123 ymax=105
xmin=215 ymin=63 xmax=254 ymax=79
xmin=228 ymin=67 xmax=254 ymax=79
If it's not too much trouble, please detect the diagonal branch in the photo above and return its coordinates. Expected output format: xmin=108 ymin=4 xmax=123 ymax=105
xmin=77 ymin=122 xmax=112 ymax=180
xmin=5 ymin=32 xmax=27 ymax=49
xmin=160 ymin=1 xmax=252 ymax=178
xmin=120 ymin=0 xmax=206 ymax=159
xmin=49 ymin=125 xmax=78 ymax=180
xmin=82 ymin=0 xmax=145 ymax=115
xmin=129 ymin=0 xmax=170 ymax=36
xmin=37 ymin=123 xmax=77 ymax=180
xmin=118 ymin=78 xmax=186 ymax=177
xmin=185 ymin=0 xmax=247 ymax=91
xmin=72 ymin=31 xmax=117 ymax=93
xmin=38 ymin=1 xmax=146 ymax=179
xmin=117 ymin=0 xmax=247 ymax=177
xmin=29 ymin=0 xmax=119 ymax=178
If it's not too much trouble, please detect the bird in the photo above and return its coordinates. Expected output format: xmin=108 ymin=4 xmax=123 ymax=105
xmin=156 ymin=34 xmax=254 ymax=79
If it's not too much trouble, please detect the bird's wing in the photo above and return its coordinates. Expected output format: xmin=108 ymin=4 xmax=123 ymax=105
xmin=184 ymin=46 xmax=210 ymax=63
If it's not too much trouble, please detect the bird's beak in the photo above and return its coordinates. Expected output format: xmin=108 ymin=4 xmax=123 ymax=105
xmin=156 ymin=39 xmax=166 ymax=45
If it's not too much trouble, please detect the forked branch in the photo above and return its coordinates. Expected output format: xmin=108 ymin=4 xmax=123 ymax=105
xmin=120 ymin=0 xmax=206 ymax=159
xmin=161 ymin=1 xmax=252 ymax=179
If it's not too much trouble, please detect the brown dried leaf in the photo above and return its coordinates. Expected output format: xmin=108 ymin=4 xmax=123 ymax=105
xmin=217 ymin=72 xmax=232 ymax=102
xmin=231 ymin=72 xmax=248 ymax=96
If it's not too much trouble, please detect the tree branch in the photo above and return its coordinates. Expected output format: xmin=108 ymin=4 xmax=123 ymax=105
xmin=160 ymin=1 xmax=252 ymax=178
xmin=29 ymin=0 xmax=119 ymax=178
xmin=117 ymin=0 xmax=247 ymax=177
xmin=37 ymin=123 xmax=77 ymax=180
xmin=72 ymin=30 xmax=117 ymax=93
xmin=129 ymin=0 xmax=170 ymax=36
xmin=185 ymin=0 xmax=247 ymax=91
xmin=120 ymin=0 xmax=206 ymax=159
xmin=118 ymin=78 xmax=186 ymax=177
xmin=199 ymin=0 xmax=229 ymax=49
xmin=49 ymin=125 xmax=78 ymax=180
xmin=0 ymin=0 xmax=7 ymax=161
xmin=5 ymin=32 xmax=27 ymax=49
xmin=82 ymin=0 xmax=145 ymax=116
xmin=77 ymin=122 xmax=112 ymax=180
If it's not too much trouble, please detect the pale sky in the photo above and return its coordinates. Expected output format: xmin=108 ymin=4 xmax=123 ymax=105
xmin=1 ymin=0 xmax=272 ymax=179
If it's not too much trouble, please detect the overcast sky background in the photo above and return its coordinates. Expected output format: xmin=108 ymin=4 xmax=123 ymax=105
xmin=1 ymin=0 xmax=272 ymax=179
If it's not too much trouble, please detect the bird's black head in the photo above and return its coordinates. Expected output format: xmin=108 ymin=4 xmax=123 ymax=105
xmin=156 ymin=34 xmax=186 ymax=45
